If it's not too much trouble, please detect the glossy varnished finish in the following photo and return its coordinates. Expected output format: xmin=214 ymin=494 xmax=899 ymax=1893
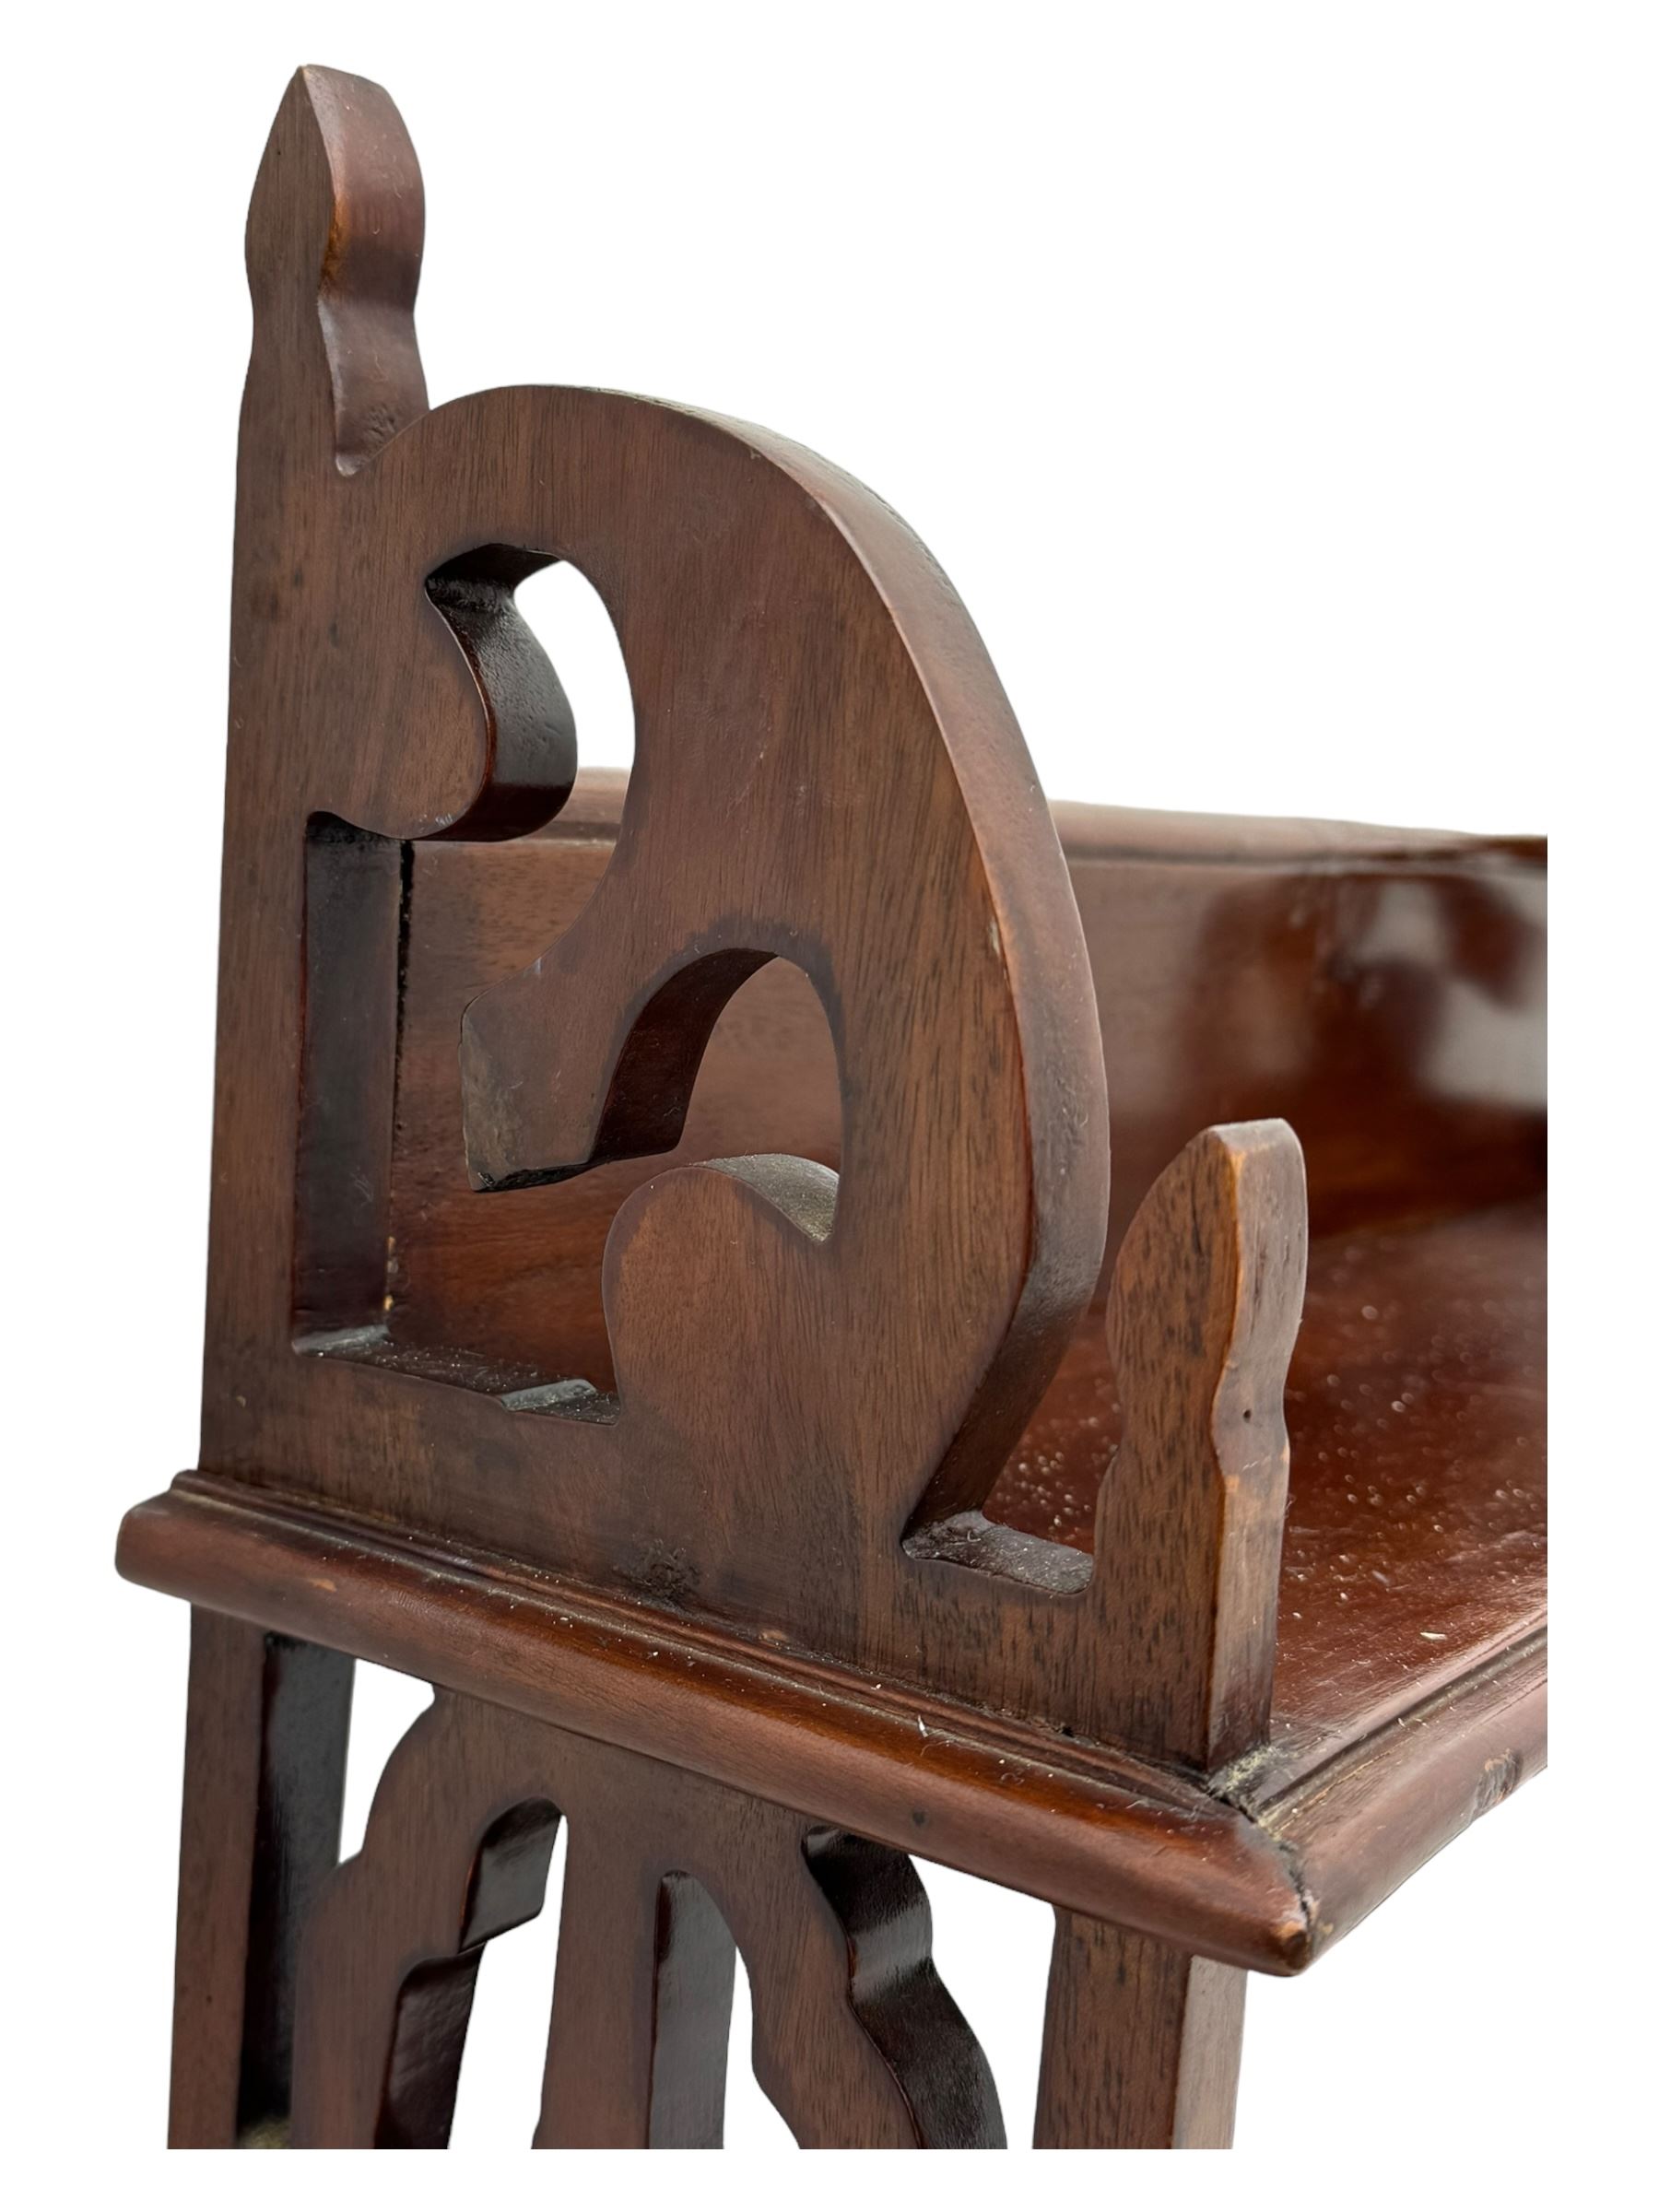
xmin=1036 ymin=1915 xmax=1246 ymax=2148
xmin=993 ymin=1195 xmax=1547 ymax=1791
xmin=119 ymin=65 xmax=1545 ymax=2151
xmin=121 ymin=1475 xmax=1541 ymax=1977
xmin=370 ymin=778 xmax=1544 ymax=1783
xmin=154 ymin=60 xmax=1341 ymax=1764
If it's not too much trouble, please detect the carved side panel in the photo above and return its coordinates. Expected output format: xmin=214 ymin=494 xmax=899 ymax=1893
xmin=193 ymin=65 xmax=1310 ymax=1765
xmin=147 ymin=65 xmax=1326 ymax=2159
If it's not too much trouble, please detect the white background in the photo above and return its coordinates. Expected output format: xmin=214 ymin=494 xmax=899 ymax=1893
xmin=6 ymin=1 xmax=1649 ymax=2199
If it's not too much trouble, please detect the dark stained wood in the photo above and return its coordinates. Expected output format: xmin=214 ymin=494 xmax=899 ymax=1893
xmin=361 ymin=791 xmax=1542 ymax=1777
xmin=1065 ymin=830 xmax=1545 ymax=1259
xmin=169 ymin=1611 xmax=352 ymax=2147
xmin=538 ymin=1845 xmax=734 ymax=2147
xmin=292 ymin=1689 xmax=1001 ymax=2147
xmin=118 ymin=64 xmax=1546 ymax=2151
xmin=1093 ymin=1122 xmax=1305 ymax=1769
xmin=1036 ymin=1914 xmax=1246 ymax=2147
xmin=989 ymin=1194 xmax=1547 ymax=1794
xmin=293 ymin=822 xmax=405 ymax=1337
xmin=292 ymin=1697 xmax=559 ymax=2147
xmin=545 ymin=1770 xmax=1005 ymax=2148
xmin=375 ymin=785 xmax=1542 ymax=1391
xmin=169 ymin=55 xmax=1547 ymax=1754
xmin=121 ymin=1480 xmax=1299 ymax=1971
xmin=120 ymin=1473 xmax=1547 ymax=1982
xmin=1260 ymin=1625 xmax=1544 ymax=1947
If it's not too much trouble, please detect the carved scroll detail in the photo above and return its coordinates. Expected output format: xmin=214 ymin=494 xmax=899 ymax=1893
xmin=206 ymin=65 xmax=1311 ymax=1785
xmin=146 ymin=65 xmax=1331 ymax=2160
xmin=211 ymin=65 xmax=1124 ymax=1723
xmin=291 ymin=1691 xmax=1001 ymax=2148
xmin=290 ymin=1698 xmax=560 ymax=2146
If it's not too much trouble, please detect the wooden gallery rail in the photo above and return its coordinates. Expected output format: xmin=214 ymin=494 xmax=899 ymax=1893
xmin=117 ymin=67 xmax=1547 ymax=2150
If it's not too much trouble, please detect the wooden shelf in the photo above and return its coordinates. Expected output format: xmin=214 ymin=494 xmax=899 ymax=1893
xmin=118 ymin=1447 xmax=1541 ymax=1977
xmin=116 ymin=1188 xmax=1547 ymax=1973
xmin=990 ymin=1194 xmax=1546 ymax=1797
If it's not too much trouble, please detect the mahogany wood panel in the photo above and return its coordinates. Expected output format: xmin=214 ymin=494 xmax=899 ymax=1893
xmin=202 ymin=61 xmax=1100 ymax=1703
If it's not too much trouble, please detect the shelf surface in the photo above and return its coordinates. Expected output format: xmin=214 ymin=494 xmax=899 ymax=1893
xmin=988 ymin=1194 xmax=1547 ymax=1792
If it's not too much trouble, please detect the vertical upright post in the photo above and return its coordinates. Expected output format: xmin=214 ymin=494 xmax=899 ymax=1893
xmin=169 ymin=1610 xmax=352 ymax=2146
xmin=1035 ymin=1121 xmax=1305 ymax=2147
xmin=1036 ymin=1916 xmax=1246 ymax=2148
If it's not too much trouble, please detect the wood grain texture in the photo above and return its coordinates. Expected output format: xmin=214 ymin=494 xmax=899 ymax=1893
xmin=292 ymin=1690 xmax=1002 ymax=2147
xmin=1035 ymin=1913 xmax=1246 ymax=2147
xmin=1093 ymin=1123 xmax=1305 ymax=1768
xmin=159 ymin=60 xmax=1339 ymax=1771
xmin=537 ymin=1845 xmax=734 ymax=2147
xmin=117 ymin=63 xmax=1547 ymax=2154
xmin=361 ymin=784 xmax=1543 ymax=1783
xmin=122 ymin=1473 xmax=1547 ymax=1980
xmin=992 ymin=1194 xmax=1546 ymax=1794
xmin=199 ymin=64 xmax=1135 ymax=1751
xmin=379 ymin=794 xmax=1542 ymax=1386
xmin=169 ymin=1611 xmax=352 ymax=2147
xmin=293 ymin=1696 xmax=559 ymax=2147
